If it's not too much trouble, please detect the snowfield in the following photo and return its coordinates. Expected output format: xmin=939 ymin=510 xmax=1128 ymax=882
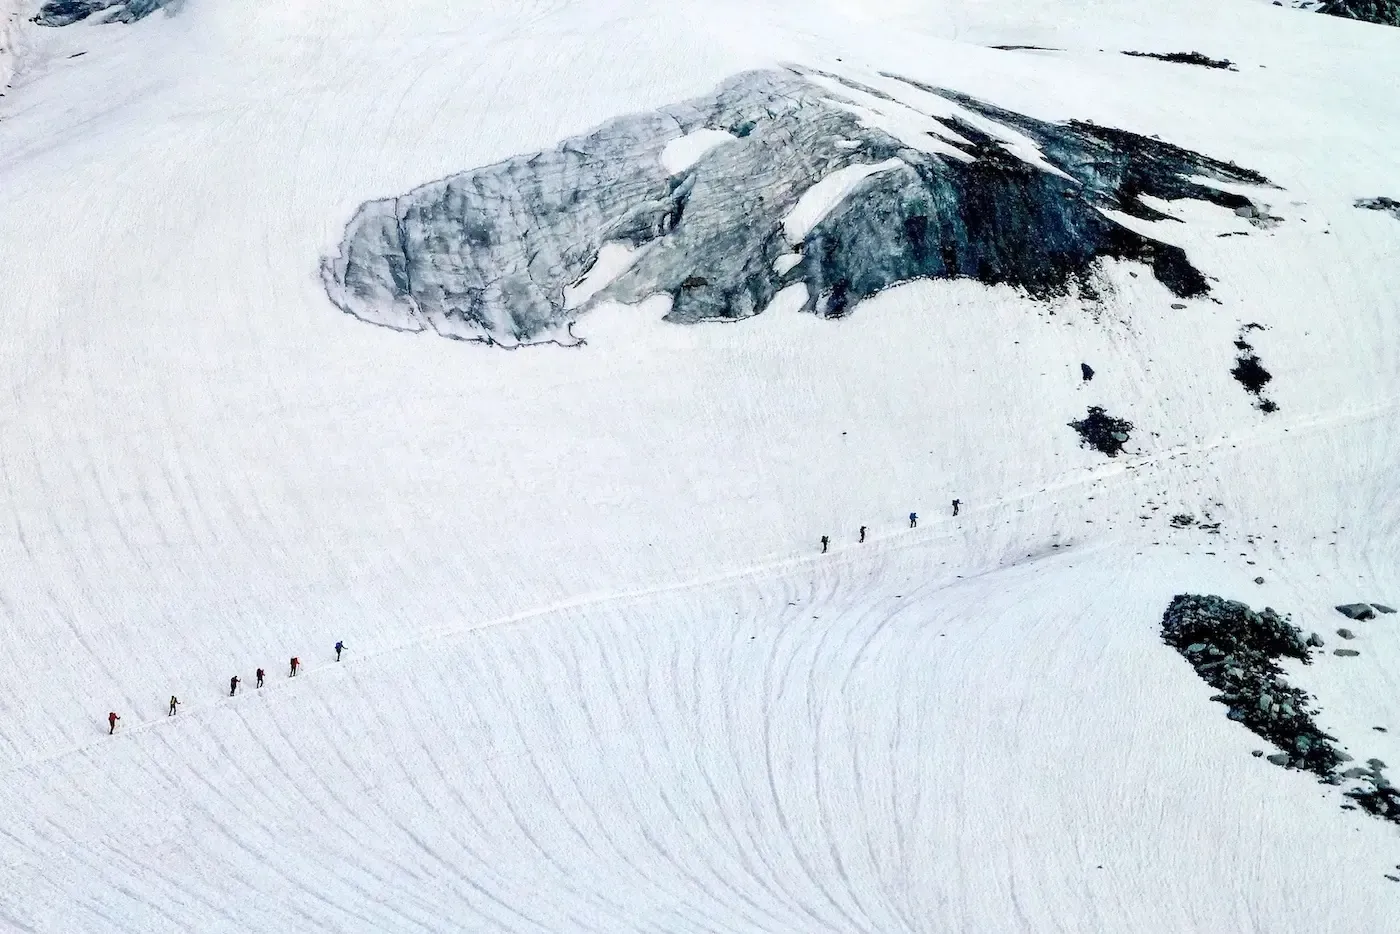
xmin=0 ymin=0 xmax=1398 ymax=930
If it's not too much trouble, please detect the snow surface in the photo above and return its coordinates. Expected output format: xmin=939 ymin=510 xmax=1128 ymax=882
xmin=661 ymin=127 xmax=738 ymax=175
xmin=782 ymin=157 xmax=905 ymax=243
xmin=564 ymin=241 xmax=639 ymax=310
xmin=0 ymin=0 xmax=1399 ymax=931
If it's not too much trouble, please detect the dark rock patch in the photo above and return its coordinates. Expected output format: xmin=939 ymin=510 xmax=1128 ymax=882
xmin=1373 ymin=603 xmax=1396 ymax=614
xmin=323 ymin=66 xmax=1274 ymax=347
xmin=1069 ymin=406 xmax=1133 ymax=457
xmin=1162 ymin=595 xmax=1339 ymax=773
xmin=1231 ymin=202 xmax=1283 ymax=228
xmin=1334 ymin=648 xmax=1361 ymax=657
xmin=1081 ymin=363 xmax=1094 ymax=381
xmin=33 ymin=0 xmax=177 ymax=26
xmin=1163 ymin=594 xmax=1400 ymax=826
xmin=1170 ymin=514 xmax=1195 ymax=528
xmin=1318 ymin=0 xmax=1400 ymax=27
xmin=1356 ymin=197 xmax=1400 ymax=219
xmin=1231 ymin=325 xmax=1278 ymax=412
xmin=1232 ymin=355 xmax=1272 ymax=394
xmin=990 ymin=44 xmax=1062 ymax=51
xmin=1337 ymin=628 xmax=1356 ymax=639
xmin=1344 ymin=760 xmax=1400 ymax=820
xmin=1122 ymin=51 xmax=1237 ymax=70
xmin=1336 ymin=603 xmax=1376 ymax=620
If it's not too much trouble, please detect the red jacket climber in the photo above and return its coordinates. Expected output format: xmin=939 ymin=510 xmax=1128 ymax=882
xmin=108 ymin=711 xmax=120 ymax=734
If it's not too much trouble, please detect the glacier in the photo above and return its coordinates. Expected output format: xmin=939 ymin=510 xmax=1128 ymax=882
xmin=324 ymin=67 xmax=1271 ymax=348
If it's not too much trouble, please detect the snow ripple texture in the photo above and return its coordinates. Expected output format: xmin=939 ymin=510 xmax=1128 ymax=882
xmin=322 ymin=66 xmax=1271 ymax=348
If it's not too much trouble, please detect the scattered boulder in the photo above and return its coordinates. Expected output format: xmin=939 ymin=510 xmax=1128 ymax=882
xmin=1342 ymin=759 xmax=1400 ymax=821
xmin=1372 ymin=603 xmax=1396 ymax=614
xmin=1337 ymin=628 xmax=1355 ymax=640
xmin=1334 ymin=648 xmax=1360 ymax=657
xmin=1254 ymin=576 xmax=1265 ymax=584
xmin=1171 ymin=514 xmax=1195 ymax=528
xmin=1336 ymin=603 xmax=1376 ymax=621
xmin=1162 ymin=594 xmax=1400 ymax=827
xmin=1161 ymin=595 xmax=1336 ymax=773
xmin=1081 ymin=363 xmax=1094 ymax=381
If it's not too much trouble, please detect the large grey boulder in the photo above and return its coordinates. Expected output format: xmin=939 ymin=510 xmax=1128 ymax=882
xmin=1336 ymin=603 xmax=1376 ymax=621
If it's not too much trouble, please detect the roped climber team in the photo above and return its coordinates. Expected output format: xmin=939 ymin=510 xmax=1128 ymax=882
xmin=106 ymin=641 xmax=346 ymax=735
xmin=109 ymin=501 xmax=968 ymax=733
xmin=110 ymin=501 xmax=965 ymax=734
xmin=818 ymin=501 xmax=961 ymax=554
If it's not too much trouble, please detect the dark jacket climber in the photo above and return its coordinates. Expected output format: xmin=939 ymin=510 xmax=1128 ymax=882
xmin=169 ymin=696 xmax=180 ymax=716
xmin=909 ymin=512 xmax=917 ymax=528
xmin=952 ymin=499 xmax=961 ymax=516
xmin=229 ymin=676 xmax=240 ymax=697
xmin=821 ymin=535 xmax=830 ymax=553
xmin=335 ymin=641 xmax=345 ymax=662
xmin=859 ymin=526 xmax=867 ymax=543
xmin=256 ymin=668 xmax=265 ymax=688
